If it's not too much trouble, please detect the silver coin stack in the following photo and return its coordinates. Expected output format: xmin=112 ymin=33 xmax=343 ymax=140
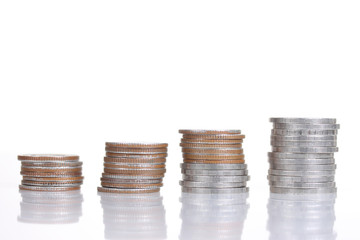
xmin=268 ymin=118 xmax=339 ymax=194
xmin=179 ymin=130 xmax=250 ymax=194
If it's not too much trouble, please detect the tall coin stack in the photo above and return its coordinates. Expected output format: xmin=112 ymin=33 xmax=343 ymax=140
xmin=18 ymin=154 xmax=84 ymax=192
xmin=268 ymin=118 xmax=339 ymax=194
xmin=98 ymin=142 xmax=168 ymax=194
xmin=179 ymin=130 xmax=249 ymax=194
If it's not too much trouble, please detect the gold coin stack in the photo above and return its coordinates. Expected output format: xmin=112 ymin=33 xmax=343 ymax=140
xmin=179 ymin=130 xmax=250 ymax=194
xmin=98 ymin=142 xmax=168 ymax=194
xmin=18 ymin=154 xmax=84 ymax=192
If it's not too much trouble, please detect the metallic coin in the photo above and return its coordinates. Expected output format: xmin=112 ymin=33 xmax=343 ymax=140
xmin=102 ymin=173 xmax=164 ymax=179
xmin=18 ymin=154 xmax=79 ymax=161
xmin=183 ymin=153 xmax=245 ymax=160
xmin=179 ymin=180 xmax=247 ymax=188
xmin=180 ymin=142 xmax=243 ymax=148
xmin=179 ymin=129 xmax=241 ymax=135
xmin=271 ymin=129 xmax=338 ymax=135
xmin=183 ymin=174 xmax=250 ymax=182
xmin=22 ymin=179 xmax=82 ymax=186
xmin=97 ymin=186 xmax=160 ymax=194
xmin=21 ymin=166 xmax=82 ymax=172
xmin=100 ymin=177 xmax=162 ymax=184
xmin=103 ymin=156 xmax=166 ymax=164
xmin=181 ymin=169 xmax=248 ymax=176
xmin=104 ymin=163 xmax=165 ymax=169
xmin=22 ymin=176 xmax=84 ymax=182
xmin=269 ymin=158 xmax=335 ymax=165
xmin=271 ymin=135 xmax=337 ymax=141
xmin=21 ymin=182 xmax=82 ymax=187
xmin=105 ymin=146 xmax=167 ymax=154
xmin=103 ymin=168 xmax=166 ymax=175
xmin=271 ymin=141 xmax=337 ymax=147
xmin=180 ymin=163 xmax=247 ymax=170
xmin=105 ymin=142 xmax=168 ymax=148
xmin=21 ymin=161 xmax=83 ymax=167
xmin=181 ymin=187 xmax=249 ymax=194
xmin=268 ymin=169 xmax=335 ymax=176
xmin=20 ymin=171 xmax=82 ymax=177
xmin=269 ymin=164 xmax=336 ymax=171
xmin=270 ymin=118 xmax=337 ymax=124
xmin=101 ymin=182 xmax=163 ymax=189
xmin=182 ymin=134 xmax=245 ymax=140
xmin=181 ymin=139 xmax=244 ymax=145
xmin=19 ymin=185 xmax=80 ymax=192
xmin=267 ymin=175 xmax=335 ymax=183
xmin=268 ymin=152 xmax=334 ymax=159
xmin=272 ymin=147 xmax=338 ymax=153
xmin=183 ymin=159 xmax=245 ymax=164
xmin=273 ymin=123 xmax=340 ymax=130
xmin=106 ymin=152 xmax=168 ymax=158
xmin=182 ymin=148 xmax=243 ymax=154
xmin=268 ymin=181 xmax=336 ymax=188
xmin=270 ymin=186 xmax=337 ymax=194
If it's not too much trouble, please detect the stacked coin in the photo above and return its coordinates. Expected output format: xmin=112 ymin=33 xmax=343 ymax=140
xmin=18 ymin=154 xmax=84 ymax=191
xmin=179 ymin=130 xmax=249 ymax=194
xmin=268 ymin=118 xmax=339 ymax=194
xmin=98 ymin=142 xmax=168 ymax=194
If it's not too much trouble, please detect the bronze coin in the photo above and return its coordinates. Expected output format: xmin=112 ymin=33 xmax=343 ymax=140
xmin=106 ymin=152 xmax=167 ymax=158
xmin=179 ymin=130 xmax=241 ymax=135
xmin=182 ymin=148 xmax=243 ymax=154
xmin=105 ymin=142 xmax=168 ymax=148
xmin=103 ymin=168 xmax=166 ymax=175
xmin=97 ymin=186 xmax=160 ymax=194
xmin=102 ymin=173 xmax=164 ymax=179
xmin=183 ymin=153 xmax=245 ymax=160
xmin=181 ymin=138 xmax=244 ymax=144
xmin=104 ymin=157 xmax=166 ymax=164
xmin=105 ymin=146 xmax=167 ymax=153
xmin=104 ymin=163 xmax=165 ymax=169
xmin=18 ymin=154 xmax=79 ymax=161
xmin=183 ymin=159 xmax=245 ymax=164
xmin=22 ymin=180 xmax=83 ymax=186
xmin=182 ymin=134 xmax=245 ymax=140
xmin=22 ymin=176 xmax=84 ymax=181
xmin=180 ymin=143 xmax=243 ymax=148
xmin=100 ymin=182 xmax=163 ymax=188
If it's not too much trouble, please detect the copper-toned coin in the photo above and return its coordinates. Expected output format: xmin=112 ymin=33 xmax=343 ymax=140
xmin=180 ymin=143 xmax=243 ymax=148
xmin=19 ymin=185 xmax=80 ymax=192
xmin=101 ymin=182 xmax=163 ymax=189
xmin=179 ymin=129 xmax=241 ymax=135
xmin=183 ymin=159 xmax=245 ymax=164
xmin=182 ymin=148 xmax=243 ymax=154
xmin=18 ymin=154 xmax=79 ymax=161
xmin=106 ymin=152 xmax=167 ymax=158
xmin=21 ymin=161 xmax=83 ymax=167
xmin=97 ymin=186 xmax=160 ymax=194
xmin=22 ymin=176 xmax=84 ymax=182
xmin=103 ymin=156 xmax=166 ymax=164
xmin=104 ymin=163 xmax=165 ymax=169
xmin=102 ymin=173 xmax=164 ymax=179
xmin=20 ymin=171 xmax=82 ymax=177
xmin=182 ymin=134 xmax=245 ymax=140
xmin=181 ymin=138 xmax=244 ymax=144
xmin=103 ymin=168 xmax=166 ymax=175
xmin=105 ymin=146 xmax=167 ymax=153
xmin=105 ymin=142 xmax=168 ymax=148
xmin=22 ymin=180 xmax=83 ymax=186
xmin=100 ymin=177 xmax=162 ymax=184
xmin=21 ymin=166 xmax=82 ymax=172
xmin=183 ymin=153 xmax=245 ymax=160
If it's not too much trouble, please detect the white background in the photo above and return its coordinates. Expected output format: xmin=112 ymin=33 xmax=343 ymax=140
xmin=0 ymin=0 xmax=359 ymax=239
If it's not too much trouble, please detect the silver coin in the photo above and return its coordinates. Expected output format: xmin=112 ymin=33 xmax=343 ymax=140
xmin=180 ymin=163 xmax=247 ymax=170
xmin=105 ymin=163 xmax=165 ymax=167
xmin=269 ymin=164 xmax=336 ymax=171
xmin=271 ymin=141 xmax=337 ymax=147
xmin=182 ymin=187 xmax=249 ymax=194
xmin=271 ymin=129 xmax=338 ymax=135
xmin=179 ymin=129 xmax=242 ymax=134
xmin=102 ymin=173 xmax=163 ymax=179
xmin=268 ymin=181 xmax=336 ymax=188
xmin=267 ymin=175 xmax=335 ymax=183
xmin=20 ymin=166 xmax=82 ymax=170
xmin=273 ymin=123 xmax=340 ymax=130
xmin=181 ymin=169 xmax=248 ymax=176
xmin=22 ymin=182 xmax=82 ymax=187
xmin=268 ymin=152 xmax=334 ymax=159
xmin=270 ymin=187 xmax=337 ymax=194
xmin=183 ymin=174 xmax=250 ymax=182
xmin=268 ymin=169 xmax=335 ymax=176
xmin=271 ymin=135 xmax=337 ymax=141
xmin=269 ymin=158 xmax=335 ymax=165
xmin=179 ymin=180 xmax=247 ymax=188
xmin=270 ymin=118 xmax=337 ymax=124
xmin=272 ymin=147 xmax=338 ymax=153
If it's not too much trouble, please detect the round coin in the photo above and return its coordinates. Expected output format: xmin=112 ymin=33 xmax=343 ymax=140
xmin=268 ymin=158 xmax=335 ymax=165
xmin=273 ymin=123 xmax=340 ymax=130
xmin=103 ymin=168 xmax=166 ymax=175
xmin=21 ymin=161 xmax=83 ymax=167
xmin=270 ymin=118 xmax=337 ymax=124
xmin=269 ymin=164 xmax=336 ymax=171
xmin=271 ymin=147 xmax=338 ymax=153
xmin=182 ymin=148 xmax=243 ymax=154
xmin=271 ymin=129 xmax=338 ymax=135
xmin=104 ymin=163 xmax=165 ymax=169
xmin=183 ymin=159 xmax=245 ymax=164
xmin=271 ymin=135 xmax=337 ymax=141
xmin=181 ymin=138 xmax=243 ymax=144
xmin=181 ymin=169 xmax=248 ymax=176
xmin=180 ymin=143 xmax=243 ymax=148
xmin=183 ymin=153 xmax=245 ymax=160
xmin=101 ymin=182 xmax=163 ymax=189
xmin=19 ymin=185 xmax=80 ymax=192
xmin=22 ymin=176 xmax=84 ymax=182
xmin=268 ymin=181 xmax=336 ymax=188
xmin=181 ymin=187 xmax=249 ymax=194
xmin=270 ymin=186 xmax=337 ymax=194
xmin=106 ymin=152 xmax=167 ymax=158
xmin=268 ymin=169 xmax=335 ymax=176
xmin=20 ymin=171 xmax=82 ymax=177
xmin=105 ymin=146 xmax=167 ymax=154
xmin=179 ymin=129 xmax=241 ymax=135
xmin=105 ymin=142 xmax=168 ymax=148
xmin=182 ymin=134 xmax=245 ymax=140
xmin=103 ymin=157 xmax=166 ymax=164
xmin=183 ymin=175 xmax=250 ymax=182
xmin=97 ymin=187 xmax=160 ymax=194
xmin=179 ymin=180 xmax=246 ymax=188
xmin=102 ymin=173 xmax=164 ymax=179
xmin=271 ymin=141 xmax=337 ymax=147
xmin=268 ymin=152 xmax=334 ymax=159
xmin=18 ymin=154 xmax=79 ymax=161
xmin=180 ymin=163 xmax=247 ymax=170
xmin=267 ymin=175 xmax=335 ymax=183
xmin=100 ymin=177 xmax=162 ymax=184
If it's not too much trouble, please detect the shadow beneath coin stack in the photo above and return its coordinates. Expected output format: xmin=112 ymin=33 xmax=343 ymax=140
xmin=267 ymin=193 xmax=337 ymax=240
xmin=98 ymin=192 xmax=167 ymax=240
xmin=17 ymin=190 xmax=83 ymax=224
xmin=179 ymin=192 xmax=249 ymax=240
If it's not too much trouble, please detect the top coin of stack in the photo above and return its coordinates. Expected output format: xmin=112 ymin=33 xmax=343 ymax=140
xmin=268 ymin=118 xmax=339 ymax=194
xmin=179 ymin=130 xmax=249 ymax=194
xmin=98 ymin=142 xmax=168 ymax=194
xmin=18 ymin=154 xmax=84 ymax=192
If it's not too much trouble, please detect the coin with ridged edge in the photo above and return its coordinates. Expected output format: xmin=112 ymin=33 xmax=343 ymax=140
xmin=181 ymin=187 xmax=249 ymax=194
xmin=183 ymin=153 xmax=245 ymax=160
xmin=180 ymin=163 xmax=247 ymax=170
xmin=103 ymin=157 xmax=166 ymax=164
xmin=182 ymin=148 xmax=243 ymax=154
xmin=271 ymin=129 xmax=338 ymax=135
xmin=267 ymin=175 xmax=335 ymax=183
xmin=273 ymin=123 xmax=340 ymax=130
xmin=105 ymin=142 xmax=168 ymax=148
xmin=271 ymin=135 xmax=337 ymax=141
xmin=102 ymin=173 xmax=164 ymax=179
xmin=19 ymin=185 xmax=81 ymax=192
xmin=269 ymin=164 xmax=336 ymax=171
xmin=97 ymin=186 xmax=160 ymax=194
xmin=179 ymin=180 xmax=247 ymax=188
xmin=268 ymin=169 xmax=335 ymax=176
xmin=183 ymin=175 xmax=250 ymax=182
xmin=180 ymin=143 xmax=243 ymax=148
xmin=105 ymin=146 xmax=168 ymax=154
xmin=183 ymin=159 xmax=245 ymax=164
xmin=270 ymin=118 xmax=336 ymax=124
xmin=268 ymin=158 xmax=335 ymax=165
xmin=179 ymin=129 xmax=242 ymax=135
xmin=104 ymin=163 xmax=165 ymax=169
xmin=268 ymin=181 xmax=336 ymax=188
xmin=101 ymin=182 xmax=163 ymax=189
xmin=18 ymin=154 xmax=79 ymax=161
xmin=182 ymin=134 xmax=245 ymax=140
xmin=271 ymin=141 xmax=337 ymax=147
xmin=103 ymin=168 xmax=166 ymax=175
xmin=181 ymin=138 xmax=244 ymax=144
xmin=21 ymin=161 xmax=83 ymax=167
xmin=22 ymin=176 xmax=84 ymax=182
xmin=106 ymin=152 xmax=167 ymax=158
xmin=100 ymin=177 xmax=162 ymax=184
xmin=181 ymin=169 xmax=248 ymax=176
xmin=271 ymin=147 xmax=338 ymax=153
xmin=268 ymin=152 xmax=334 ymax=159
xmin=270 ymin=186 xmax=337 ymax=194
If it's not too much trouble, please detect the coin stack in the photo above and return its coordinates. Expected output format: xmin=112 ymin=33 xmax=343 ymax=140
xmin=18 ymin=154 xmax=84 ymax=192
xmin=268 ymin=118 xmax=339 ymax=194
xmin=179 ymin=130 xmax=249 ymax=194
xmin=98 ymin=142 xmax=168 ymax=194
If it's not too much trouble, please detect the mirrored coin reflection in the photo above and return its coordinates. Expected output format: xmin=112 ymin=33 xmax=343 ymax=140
xmin=17 ymin=190 xmax=83 ymax=224
xmin=180 ymin=192 xmax=249 ymax=240
xmin=267 ymin=193 xmax=337 ymax=240
xmin=98 ymin=192 xmax=167 ymax=240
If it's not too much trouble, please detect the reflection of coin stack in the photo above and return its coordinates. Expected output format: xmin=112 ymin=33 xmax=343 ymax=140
xmin=267 ymin=193 xmax=337 ymax=240
xmin=179 ymin=130 xmax=249 ymax=194
xmin=98 ymin=192 xmax=167 ymax=240
xmin=18 ymin=154 xmax=84 ymax=191
xmin=98 ymin=143 xmax=168 ymax=194
xmin=268 ymin=118 xmax=339 ymax=194
xmin=18 ymin=190 xmax=83 ymax=224
xmin=180 ymin=192 xmax=249 ymax=240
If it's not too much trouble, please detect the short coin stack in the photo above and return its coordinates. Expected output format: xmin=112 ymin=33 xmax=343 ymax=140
xmin=18 ymin=154 xmax=84 ymax=192
xmin=98 ymin=142 xmax=168 ymax=194
xmin=268 ymin=118 xmax=339 ymax=194
xmin=179 ymin=130 xmax=249 ymax=194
